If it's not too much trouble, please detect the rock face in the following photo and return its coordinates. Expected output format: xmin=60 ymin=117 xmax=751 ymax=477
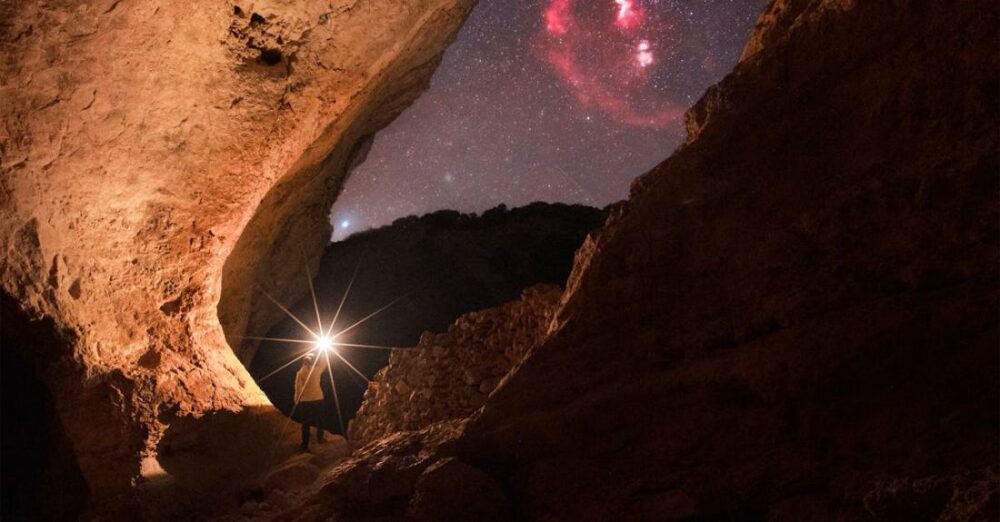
xmin=0 ymin=0 xmax=474 ymax=517
xmin=3 ymin=0 xmax=997 ymax=519
xmin=348 ymin=284 xmax=562 ymax=443
xmin=298 ymin=0 xmax=998 ymax=520
xmin=251 ymin=202 xmax=605 ymax=424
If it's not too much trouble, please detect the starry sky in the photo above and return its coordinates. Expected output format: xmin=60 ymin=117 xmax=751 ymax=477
xmin=330 ymin=0 xmax=763 ymax=240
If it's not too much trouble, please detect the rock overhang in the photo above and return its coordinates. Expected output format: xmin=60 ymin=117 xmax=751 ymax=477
xmin=0 ymin=0 xmax=477 ymax=516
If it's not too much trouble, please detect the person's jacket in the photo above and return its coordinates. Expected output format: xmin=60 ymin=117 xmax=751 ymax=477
xmin=295 ymin=364 xmax=325 ymax=402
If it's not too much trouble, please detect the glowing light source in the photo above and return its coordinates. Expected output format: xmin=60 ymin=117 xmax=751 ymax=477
xmin=315 ymin=334 xmax=336 ymax=352
xmin=238 ymin=257 xmax=412 ymax=445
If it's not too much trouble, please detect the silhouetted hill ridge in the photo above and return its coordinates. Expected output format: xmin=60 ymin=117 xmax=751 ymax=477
xmin=251 ymin=202 xmax=607 ymax=428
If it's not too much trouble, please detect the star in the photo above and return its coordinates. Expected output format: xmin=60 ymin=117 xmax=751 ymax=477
xmin=329 ymin=0 xmax=763 ymax=238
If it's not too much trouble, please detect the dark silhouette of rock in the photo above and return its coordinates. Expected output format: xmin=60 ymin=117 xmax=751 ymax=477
xmin=0 ymin=313 xmax=89 ymax=521
xmin=408 ymin=457 xmax=511 ymax=522
xmin=249 ymin=203 xmax=606 ymax=429
xmin=298 ymin=0 xmax=999 ymax=520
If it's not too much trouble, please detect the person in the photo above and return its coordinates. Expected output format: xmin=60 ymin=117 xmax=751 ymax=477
xmin=293 ymin=352 xmax=327 ymax=451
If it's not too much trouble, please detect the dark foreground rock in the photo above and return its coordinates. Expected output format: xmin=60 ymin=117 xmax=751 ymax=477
xmin=290 ymin=0 xmax=998 ymax=520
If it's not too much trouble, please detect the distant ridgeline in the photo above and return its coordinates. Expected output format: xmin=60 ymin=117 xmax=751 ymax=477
xmin=251 ymin=202 xmax=607 ymax=430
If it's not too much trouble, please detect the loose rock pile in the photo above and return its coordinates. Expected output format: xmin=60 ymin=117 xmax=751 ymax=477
xmin=348 ymin=284 xmax=562 ymax=443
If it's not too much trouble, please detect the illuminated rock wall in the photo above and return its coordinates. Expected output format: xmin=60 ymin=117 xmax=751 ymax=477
xmin=0 ymin=0 xmax=474 ymax=517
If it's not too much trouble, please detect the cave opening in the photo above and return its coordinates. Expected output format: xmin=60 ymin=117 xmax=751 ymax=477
xmin=221 ymin=0 xmax=762 ymax=434
xmin=245 ymin=203 xmax=609 ymax=434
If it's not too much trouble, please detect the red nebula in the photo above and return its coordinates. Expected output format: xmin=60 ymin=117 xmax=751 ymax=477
xmin=538 ymin=0 xmax=693 ymax=129
xmin=614 ymin=0 xmax=643 ymax=29
xmin=544 ymin=1 xmax=570 ymax=35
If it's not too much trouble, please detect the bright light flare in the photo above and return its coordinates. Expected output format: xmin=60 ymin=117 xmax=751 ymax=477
xmin=255 ymin=257 xmax=415 ymax=458
xmin=315 ymin=334 xmax=337 ymax=353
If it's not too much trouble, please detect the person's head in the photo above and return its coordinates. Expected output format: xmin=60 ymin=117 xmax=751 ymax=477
xmin=301 ymin=352 xmax=315 ymax=368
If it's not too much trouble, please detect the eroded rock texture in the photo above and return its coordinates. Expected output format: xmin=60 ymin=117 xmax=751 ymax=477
xmin=348 ymin=284 xmax=561 ymax=443
xmin=0 ymin=0 xmax=474 ymax=517
xmin=301 ymin=0 xmax=999 ymax=520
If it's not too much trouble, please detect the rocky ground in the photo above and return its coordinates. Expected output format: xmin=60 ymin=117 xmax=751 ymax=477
xmin=219 ymin=438 xmax=351 ymax=522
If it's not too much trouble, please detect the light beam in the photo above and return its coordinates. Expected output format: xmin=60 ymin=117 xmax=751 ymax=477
xmin=253 ymin=259 xmax=410 ymax=450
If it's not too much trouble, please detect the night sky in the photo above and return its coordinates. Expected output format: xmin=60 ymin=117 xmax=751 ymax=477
xmin=330 ymin=0 xmax=763 ymax=240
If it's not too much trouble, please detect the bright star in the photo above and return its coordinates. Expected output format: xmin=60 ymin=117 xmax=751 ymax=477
xmin=340 ymin=219 xmax=350 ymax=229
